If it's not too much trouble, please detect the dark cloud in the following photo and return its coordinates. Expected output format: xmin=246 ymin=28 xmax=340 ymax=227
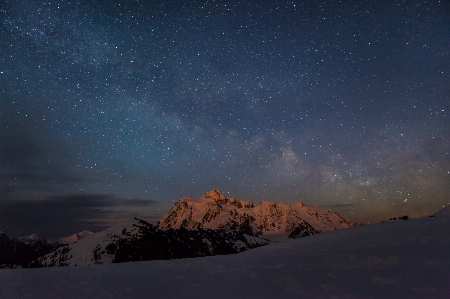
xmin=0 ymin=194 xmax=157 ymax=240
xmin=0 ymin=121 xmax=93 ymax=200
xmin=25 ymin=194 xmax=156 ymax=209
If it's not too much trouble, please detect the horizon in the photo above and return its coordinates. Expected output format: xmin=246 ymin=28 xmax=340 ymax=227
xmin=2 ymin=187 xmax=448 ymax=240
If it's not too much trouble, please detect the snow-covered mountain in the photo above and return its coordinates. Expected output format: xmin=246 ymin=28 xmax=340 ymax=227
xmin=30 ymin=189 xmax=360 ymax=267
xmin=57 ymin=230 xmax=94 ymax=245
xmin=1 ymin=230 xmax=98 ymax=268
xmin=18 ymin=234 xmax=47 ymax=245
xmin=0 ymin=231 xmax=59 ymax=268
xmin=33 ymin=218 xmax=269 ymax=267
xmin=158 ymin=188 xmax=361 ymax=239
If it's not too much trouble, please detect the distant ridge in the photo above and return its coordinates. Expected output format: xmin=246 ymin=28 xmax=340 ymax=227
xmin=58 ymin=230 xmax=94 ymax=245
xmin=29 ymin=189 xmax=361 ymax=267
xmin=0 ymin=232 xmax=59 ymax=268
xmin=158 ymin=188 xmax=362 ymax=238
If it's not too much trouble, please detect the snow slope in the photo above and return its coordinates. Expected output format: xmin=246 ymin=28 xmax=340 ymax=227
xmin=35 ymin=224 xmax=133 ymax=266
xmin=2 ymin=206 xmax=449 ymax=299
xmin=57 ymin=230 xmax=94 ymax=245
xmin=34 ymin=219 xmax=270 ymax=267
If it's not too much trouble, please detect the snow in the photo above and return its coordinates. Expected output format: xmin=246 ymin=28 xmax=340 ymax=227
xmin=2 ymin=206 xmax=449 ymax=298
xmin=37 ymin=224 xmax=136 ymax=266
xmin=434 ymin=205 xmax=450 ymax=217
xmin=158 ymin=188 xmax=360 ymax=234
xmin=18 ymin=234 xmax=44 ymax=244
xmin=57 ymin=230 xmax=94 ymax=245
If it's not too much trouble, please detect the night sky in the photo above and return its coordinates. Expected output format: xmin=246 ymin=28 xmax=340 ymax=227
xmin=1 ymin=0 xmax=449 ymax=239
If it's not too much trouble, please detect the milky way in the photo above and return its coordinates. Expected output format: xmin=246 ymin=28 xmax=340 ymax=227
xmin=1 ymin=1 xmax=449 ymax=238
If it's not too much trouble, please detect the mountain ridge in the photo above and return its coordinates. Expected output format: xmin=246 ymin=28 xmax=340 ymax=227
xmin=16 ymin=189 xmax=361 ymax=267
xmin=58 ymin=230 xmax=94 ymax=245
xmin=158 ymin=188 xmax=361 ymax=238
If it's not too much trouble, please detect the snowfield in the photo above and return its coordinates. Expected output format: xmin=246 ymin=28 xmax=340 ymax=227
xmin=1 ymin=206 xmax=449 ymax=298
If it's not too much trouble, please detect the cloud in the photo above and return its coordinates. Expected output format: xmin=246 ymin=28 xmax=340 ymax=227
xmin=0 ymin=122 xmax=93 ymax=200
xmin=0 ymin=194 xmax=157 ymax=240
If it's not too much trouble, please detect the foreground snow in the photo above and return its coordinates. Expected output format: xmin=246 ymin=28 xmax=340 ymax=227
xmin=1 ymin=207 xmax=449 ymax=299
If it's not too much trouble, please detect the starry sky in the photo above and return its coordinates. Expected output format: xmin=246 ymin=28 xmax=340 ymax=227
xmin=1 ymin=0 xmax=449 ymax=239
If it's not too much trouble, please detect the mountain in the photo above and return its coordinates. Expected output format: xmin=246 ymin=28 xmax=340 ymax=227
xmin=32 ymin=218 xmax=269 ymax=267
xmin=1 ymin=230 xmax=94 ymax=268
xmin=30 ymin=189 xmax=360 ymax=267
xmin=0 ymin=231 xmax=60 ymax=268
xmin=57 ymin=230 xmax=94 ymax=245
xmin=18 ymin=234 xmax=47 ymax=245
xmin=158 ymin=188 xmax=361 ymax=239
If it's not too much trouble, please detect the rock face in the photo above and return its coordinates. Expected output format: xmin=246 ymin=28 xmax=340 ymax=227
xmin=158 ymin=188 xmax=361 ymax=238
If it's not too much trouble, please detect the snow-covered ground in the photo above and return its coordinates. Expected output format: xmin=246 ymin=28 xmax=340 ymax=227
xmin=1 ymin=207 xmax=449 ymax=299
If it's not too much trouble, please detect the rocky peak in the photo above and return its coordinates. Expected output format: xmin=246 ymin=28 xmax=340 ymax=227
xmin=201 ymin=188 xmax=227 ymax=202
xmin=58 ymin=230 xmax=94 ymax=245
xmin=159 ymin=190 xmax=362 ymax=237
xmin=19 ymin=234 xmax=46 ymax=244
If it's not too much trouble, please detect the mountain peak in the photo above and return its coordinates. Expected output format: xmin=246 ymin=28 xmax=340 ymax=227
xmin=160 ymin=190 xmax=362 ymax=236
xmin=201 ymin=188 xmax=227 ymax=201
xmin=19 ymin=234 xmax=43 ymax=241
xmin=58 ymin=230 xmax=94 ymax=245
